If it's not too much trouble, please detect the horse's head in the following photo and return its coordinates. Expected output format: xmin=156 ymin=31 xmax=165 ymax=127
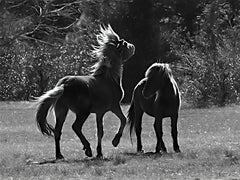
xmin=92 ymin=24 xmax=135 ymax=67
xmin=142 ymin=63 xmax=172 ymax=99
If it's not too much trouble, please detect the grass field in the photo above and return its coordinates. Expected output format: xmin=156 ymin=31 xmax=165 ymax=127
xmin=0 ymin=101 xmax=240 ymax=179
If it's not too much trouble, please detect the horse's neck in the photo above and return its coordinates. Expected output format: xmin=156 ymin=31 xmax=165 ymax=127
xmin=93 ymin=63 xmax=123 ymax=86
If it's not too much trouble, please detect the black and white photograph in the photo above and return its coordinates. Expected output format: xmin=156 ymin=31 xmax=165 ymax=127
xmin=0 ymin=0 xmax=240 ymax=179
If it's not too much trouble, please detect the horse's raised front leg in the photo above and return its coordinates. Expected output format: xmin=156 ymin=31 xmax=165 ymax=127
xmin=171 ymin=114 xmax=181 ymax=153
xmin=54 ymin=100 xmax=68 ymax=160
xmin=96 ymin=113 xmax=104 ymax=158
xmin=154 ymin=117 xmax=167 ymax=153
xmin=72 ymin=112 xmax=92 ymax=157
xmin=111 ymin=105 xmax=126 ymax=147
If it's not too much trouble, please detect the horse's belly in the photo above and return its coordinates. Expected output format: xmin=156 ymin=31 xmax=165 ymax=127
xmin=89 ymin=81 xmax=123 ymax=113
xmin=140 ymin=98 xmax=155 ymax=117
xmin=140 ymin=97 xmax=179 ymax=118
xmin=90 ymin=102 xmax=111 ymax=113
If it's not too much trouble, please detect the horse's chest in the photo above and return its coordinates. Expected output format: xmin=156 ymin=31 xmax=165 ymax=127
xmin=112 ymin=84 xmax=124 ymax=101
xmin=89 ymin=81 xmax=123 ymax=112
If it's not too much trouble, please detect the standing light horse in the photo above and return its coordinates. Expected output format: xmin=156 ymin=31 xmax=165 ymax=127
xmin=128 ymin=63 xmax=181 ymax=154
xmin=35 ymin=25 xmax=135 ymax=159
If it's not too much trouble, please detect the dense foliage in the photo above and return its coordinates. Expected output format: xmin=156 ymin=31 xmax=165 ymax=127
xmin=1 ymin=0 xmax=240 ymax=107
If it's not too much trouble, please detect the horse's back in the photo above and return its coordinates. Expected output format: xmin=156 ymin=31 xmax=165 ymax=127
xmin=56 ymin=75 xmax=122 ymax=113
xmin=55 ymin=76 xmax=92 ymax=112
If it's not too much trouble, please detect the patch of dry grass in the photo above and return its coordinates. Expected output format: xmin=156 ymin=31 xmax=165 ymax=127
xmin=0 ymin=102 xmax=240 ymax=179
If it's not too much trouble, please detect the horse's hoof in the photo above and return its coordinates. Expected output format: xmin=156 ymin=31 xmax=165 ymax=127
xmin=85 ymin=148 xmax=93 ymax=157
xmin=161 ymin=150 xmax=167 ymax=154
xmin=161 ymin=148 xmax=167 ymax=153
xmin=56 ymin=154 xmax=64 ymax=160
xmin=154 ymin=151 xmax=162 ymax=157
xmin=55 ymin=158 xmax=65 ymax=163
xmin=96 ymin=154 xmax=103 ymax=159
xmin=112 ymin=134 xmax=121 ymax=147
xmin=137 ymin=150 xmax=144 ymax=155
xmin=174 ymin=149 xmax=181 ymax=153
xmin=174 ymin=145 xmax=181 ymax=153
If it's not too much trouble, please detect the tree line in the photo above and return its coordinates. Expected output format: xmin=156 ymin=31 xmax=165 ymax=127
xmin=0 ymin=0 xmax=240 ymax=107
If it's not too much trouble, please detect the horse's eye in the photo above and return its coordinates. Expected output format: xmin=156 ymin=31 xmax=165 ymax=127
xmin=117 ymin=40 xmax=123 ymax=48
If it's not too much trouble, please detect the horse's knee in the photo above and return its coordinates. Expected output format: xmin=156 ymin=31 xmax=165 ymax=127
xmin=72 ymin=122 xmax=79 ymax=133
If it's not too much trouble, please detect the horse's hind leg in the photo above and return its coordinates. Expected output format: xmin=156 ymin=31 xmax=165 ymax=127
xmin=54 ymin=101 xmax=68 ymax=160
xmin=72 ymin=112 xmax=92 ymax=157
xmin=171 ymin=114 xmax=180 ymax=153
xmin=96 ymin=113 xmax=104 ymax=158
xmin=134 ymin=105 xmax=144 ymax=152
xmin=111 ymin=105 xmax=126 ymax=147
xmin=154 ymin=117 xmax=167 ymax=153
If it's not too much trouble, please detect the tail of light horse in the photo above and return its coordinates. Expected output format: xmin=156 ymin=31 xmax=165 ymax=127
xmin=36 ymin=85 xmax=64 ymax=136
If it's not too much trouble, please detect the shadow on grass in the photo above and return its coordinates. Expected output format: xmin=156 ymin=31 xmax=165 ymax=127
xmin=122 ymin=151 xmax=163 ymax=158
xmin=26 ymin=151 xmax=164 ymax=166
xmin=26 ymin=156 xmax=111 ymax=166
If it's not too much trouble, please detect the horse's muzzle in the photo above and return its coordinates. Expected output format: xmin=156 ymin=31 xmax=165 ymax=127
xmin=128 ymin=43 xmax=135 ymax=57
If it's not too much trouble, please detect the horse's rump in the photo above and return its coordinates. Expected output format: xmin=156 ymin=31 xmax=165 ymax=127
xmin=36 ymin=85 xmax=64 ymax=136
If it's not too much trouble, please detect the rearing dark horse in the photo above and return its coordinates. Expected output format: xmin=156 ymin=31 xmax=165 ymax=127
xmin=128 ymin=63 xmax=181 ymax=154
xmin=35 ymin=25 xmax=135 ymax=159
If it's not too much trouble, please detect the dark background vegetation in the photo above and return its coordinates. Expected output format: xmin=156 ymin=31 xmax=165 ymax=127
xmin=0 ymin=0 xmax=240 ymax=107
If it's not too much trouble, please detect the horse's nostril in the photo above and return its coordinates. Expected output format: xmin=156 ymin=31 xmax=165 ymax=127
xmin=132 ymin=45 xmax=135 ymax=54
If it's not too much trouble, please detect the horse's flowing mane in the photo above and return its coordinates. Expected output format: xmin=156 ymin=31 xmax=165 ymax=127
xmin=145 ymin=63 xmax=177 ymax=95
xmin=91 ymin=25 xmax=122 ymax=81
xmin=145 ymin=63 xmax=173 ymax=79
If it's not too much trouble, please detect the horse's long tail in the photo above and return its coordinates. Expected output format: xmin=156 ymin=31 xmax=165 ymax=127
xmin=36 ymin=85 xmax=64 ymax=136
xmin=127 ymin=99 xmax=135 ymax=145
